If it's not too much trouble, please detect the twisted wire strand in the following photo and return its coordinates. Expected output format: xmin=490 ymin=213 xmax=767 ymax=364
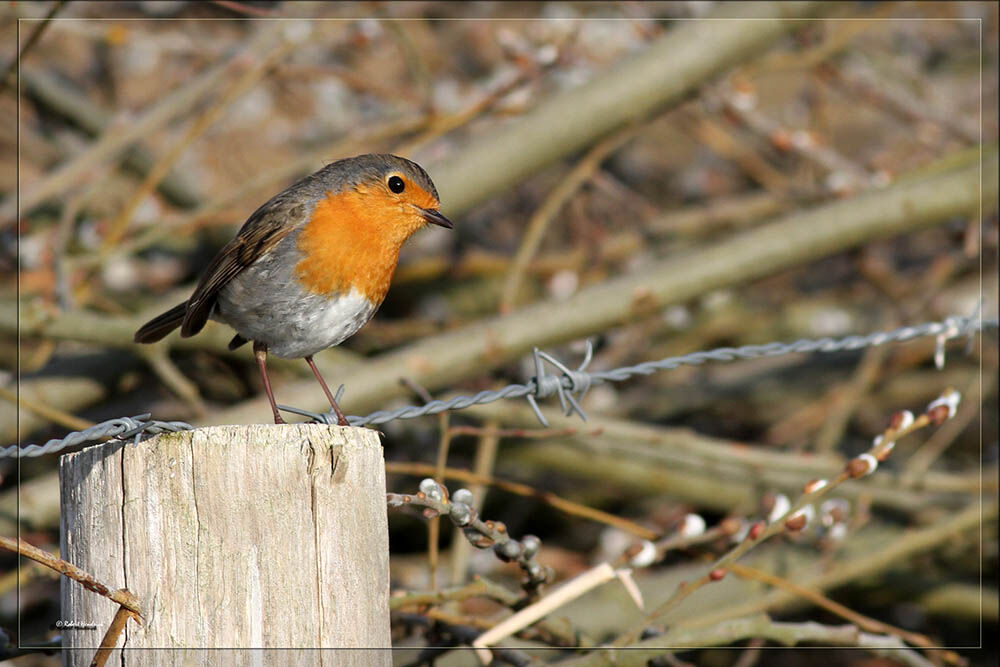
xmin=0 ymin=415 xmax=192 ymax=458
xmin=590 ymin=318 xmax=988 ymax=382
xmin=5 ymin=314 xmax=995 ymax=456
xmin=345 ymin=314 xmax=995 ymax=427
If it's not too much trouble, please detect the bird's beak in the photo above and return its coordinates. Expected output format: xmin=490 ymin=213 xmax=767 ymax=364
xmin=419 ymin=207 xmax=453 ymax=229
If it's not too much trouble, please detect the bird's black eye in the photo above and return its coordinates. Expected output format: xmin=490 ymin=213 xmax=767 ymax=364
xmin=388 ymin=175 xmax=405 ymax=193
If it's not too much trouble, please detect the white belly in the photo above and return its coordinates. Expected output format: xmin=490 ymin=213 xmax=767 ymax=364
xmin=216 ymin=282 xmax=377 ymax=359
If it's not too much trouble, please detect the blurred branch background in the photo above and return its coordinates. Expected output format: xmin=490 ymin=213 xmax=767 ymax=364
xmin=1 ymin=1 xmax=997 ymax=665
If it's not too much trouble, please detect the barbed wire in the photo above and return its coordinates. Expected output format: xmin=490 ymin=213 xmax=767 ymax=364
xmin=305 ymin=312 xmax=997 ymax=427
xmin=0 ymin=414 xmax=192 ymax=458
xmin=4 ymin=313 xmax=996 ymax=458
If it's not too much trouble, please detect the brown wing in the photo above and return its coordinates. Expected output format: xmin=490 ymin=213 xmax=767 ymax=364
xmin=180 ymin=198 xmax=308 ymax=337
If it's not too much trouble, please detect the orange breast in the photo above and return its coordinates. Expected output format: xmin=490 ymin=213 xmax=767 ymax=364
xmin=294 ymin=189 xmax=415 ymax=304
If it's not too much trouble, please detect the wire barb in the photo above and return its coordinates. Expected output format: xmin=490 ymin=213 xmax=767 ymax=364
xmin=526 ymin=341 xmax=594 ymax=426
xmin=934 ymin=303 xmax=983 ymax=370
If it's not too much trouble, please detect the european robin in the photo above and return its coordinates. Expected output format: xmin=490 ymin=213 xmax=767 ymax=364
xmin=134 ymin=153 xmax=452 ymax=425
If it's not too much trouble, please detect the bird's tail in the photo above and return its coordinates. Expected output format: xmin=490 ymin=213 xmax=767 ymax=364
xmin=134 ymin=302 xmax=188 ymax=343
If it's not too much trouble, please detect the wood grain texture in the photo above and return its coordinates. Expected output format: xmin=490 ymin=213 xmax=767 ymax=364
xmin=59 ymin=424 xmax=390 ymax=666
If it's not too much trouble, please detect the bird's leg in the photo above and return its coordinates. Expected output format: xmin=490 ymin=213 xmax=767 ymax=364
xmin=304 ymin=355 xmax=349 ymax=426
xmin=253 ymin=341 xmax=285 ymax=424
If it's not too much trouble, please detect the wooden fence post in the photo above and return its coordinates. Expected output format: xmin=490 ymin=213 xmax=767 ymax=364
xmin=59 ymin=424 xmax=391 ymax=666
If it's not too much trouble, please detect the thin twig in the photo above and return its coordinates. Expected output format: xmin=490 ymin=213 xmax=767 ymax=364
xmin=727 ymin=563 xmax=961 ymax=665
xmin=472 ymin=563 xmax=641 ymax=663
xmin=394 ymin=54 xmax=558 ymax=156
xmin=712 ymin=84 xmax=877 ymax=194
xmin=51 ymin=169 xmax=114 ymax=311
xmin=400 ymin=377 xmax=450 ymax=590
xmin=0 ymin=548 xmax=60 ymax=596
xmin=677 ymin=501 xmax=993 ymax=633
xmin=564 ymin=616 xmax=936 ymax=667
xmin=135 ymin=346 xmax=208 ymax=417
xmin=677 ymin=109 xmax=789 ymax=193
xmin=5 ymin=23 xmax=286 ymax=224
xmin=0 ymin=0 xmax=67 ymax=92
xmin=98 ymin=30 xmax=300 ymax=255
xmin=649 ymin=191 xmax=793 ymax=239
xmin=84 ymin=114 xmax=428 ymax=269
xmin=386 ymin=461 xmax=657 ymax=540
xmin=91 ymin=603 xmax=140 ymax=667
xmin=817 ymin=59 xmax=979 ymax=145
xmin=650 ymin=520 xmax=742 ymax=563
xmin=447 ymin=424 xmax=604 ymax=440
xmin=613 ymin=392 xmax=958 ymax=646
xmin=388 ymin=479 xmax=551 ymax=595
xmin=383 ymin=21 xmax=433 ymax=112
xmin=450 ymin=418 xmax=500 ymax=585
xmin=391 ymin=576 xmax=580 ymax=648
xmin=391 ymin=576 xmax=520 ymax=610
xmin=428 ymin=411 xmax=451 ymax=590
xmin=813 ymin=342 xmax=889 ymax=452
xmin=746 ymin=7 xmax=895 ymax=75
xmin=0 ymin=536 xmax=141 ymax=617
xmin=902 ymin=373 xmax=991 ymax=481
xmin=20 ymin=69 xmax=204 ymax=209
xmin=499 ymin=122 xmax=644 ymax=313
xmin=0 ymin=384 xmax=94 ymax=432
xmin=394 ymin=612 xmax=541 ymax=666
